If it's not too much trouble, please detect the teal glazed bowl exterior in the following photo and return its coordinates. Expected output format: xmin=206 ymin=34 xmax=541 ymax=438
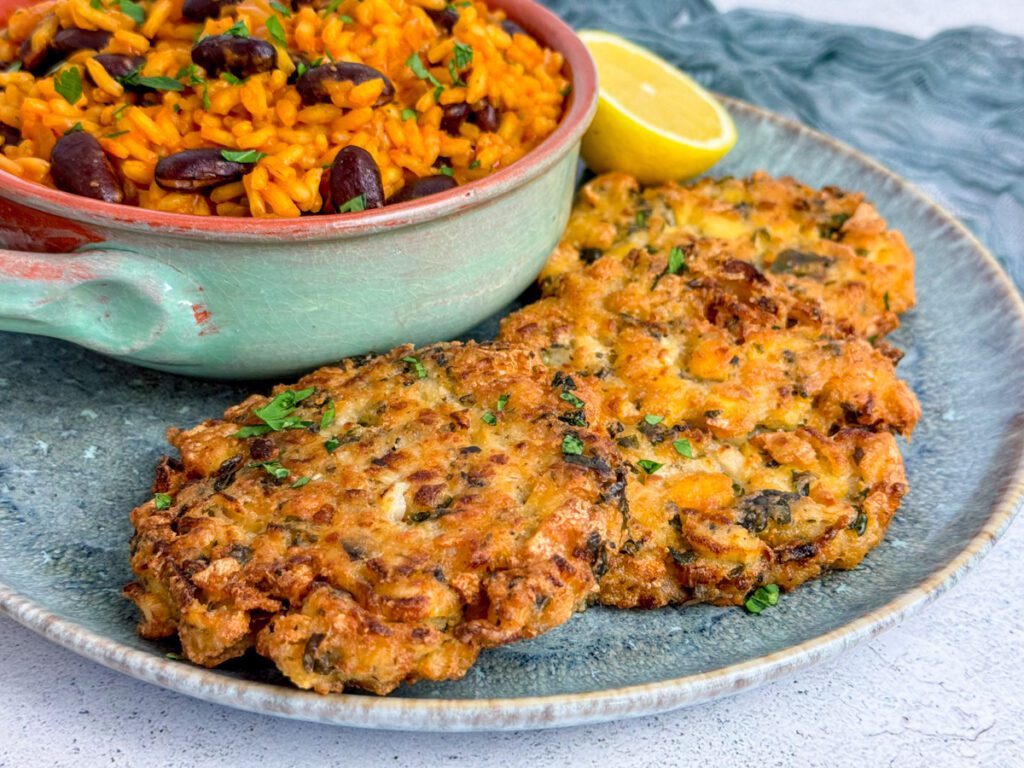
xmin=0 ymin=0 xmax=597 ymax=379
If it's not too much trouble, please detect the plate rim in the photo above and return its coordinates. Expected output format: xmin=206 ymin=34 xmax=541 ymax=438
xmin=2 ymin=95 xmax=1023 ymax=732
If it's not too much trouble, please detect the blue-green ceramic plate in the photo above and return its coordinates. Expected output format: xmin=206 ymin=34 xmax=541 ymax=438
xmin=1 ymin=97 xmax=1023 ymax=731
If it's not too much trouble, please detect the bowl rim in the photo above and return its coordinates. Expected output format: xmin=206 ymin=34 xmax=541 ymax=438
xmin=0 ymin=0 xmax=598 ymax=240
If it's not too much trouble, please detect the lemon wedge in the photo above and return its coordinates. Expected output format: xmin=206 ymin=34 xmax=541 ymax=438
xmin=578 ymin=30 xmax=737 ymax=183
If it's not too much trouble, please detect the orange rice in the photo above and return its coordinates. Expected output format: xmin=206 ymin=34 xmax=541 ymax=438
xmin=0 ymin=0 xmax=570 ymax=216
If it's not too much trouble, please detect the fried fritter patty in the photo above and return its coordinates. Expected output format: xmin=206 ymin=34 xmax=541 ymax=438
xmin=498 ymin=174 xmax=919 ymax=608
xmin=549 ymin=172 xmax=915 ymax=338
xmin=124 ymin=342 xmax=625 ymax=694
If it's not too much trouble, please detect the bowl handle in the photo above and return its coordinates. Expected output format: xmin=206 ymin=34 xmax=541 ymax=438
xmin=0 ymin=245 xmax=207 ymax=363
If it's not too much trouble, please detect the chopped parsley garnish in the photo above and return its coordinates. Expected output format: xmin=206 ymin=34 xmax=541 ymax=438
xmin=320 ymin=0 xmax=342 ymax=17
xmin=253 ymin=461 xmax=290 ymax=480
xmin=153 ymin=493 xmax=172 ymax=510
xmin=320 ymin=400 xmax=335 ymax=430
xmin=558 ymin=409 xmax=588 ymax=427
xmin=6 ymin=61 xmax=22 ymax=72
xmin=636 ymin=459 xmax=663 ymax=475
xmin=635 ymin=209 xmax=647 ymax=228
xmin=652 ymin=245 xmax=687 ymax=289
xmin=221 ymin=149 xmax=266 ymax=163
xmin=469 ymin=159 xmax=481 ymax=169
xmin=324 ymin=437 xmax=340 ymax=453
xmin=745 ymin=584 xmax=780 ymax=614
xmin=232 ymin=424 xmax=273 ymax=438
xmin=54 ymin=68 xmax=83 ymax=105
xmin=496 ymin=393 xmax=509 ymax=412
xmin=337 ymin=194 xmax=366 ymax=213
xmin=452 ymin=42 xmax=473 ymax=70
xmin=559 ymin=391 xmax=585 ymax=408
xmin=221 ymin=72 xmax=244 ymax=85
xmin=89 ymin=0 xmax=102 ymax=9
xmin=117 ymin=0 xmax=146 ymax=24
xmin=65 ymin=122 xmax=83 ymax=135
xmin=290 ymin=476 xmax=311 ymax=489
xmin=560 ymin=84 xmax=573 ymax=97
xmin=401 ymin=108 xmax=417 ymax=121
xmin=296 ymin=61 xmax=308 ymax=77
xmin=438 ymin=165 xmax=454 ymax=177
xmin=119 ymin=67 xmax=185 ymax=92
xmin=202 ymin=84 xmax=211 ymax=110
xmin=224 ymin=19 xmax=249 ymax=37
xmin=269 ymin=0 xmax=292 ymax=17
xmin=266 ymin=15 xmax=287 ymax=46
xmin=481 ymin=410 xmax=497 ymax=426
xmin=561 ymin=433 xmax=584 ymax=455
xmin=401 ymin=356 xmax=427 ymax=379
xmin=643 ymin=414 xmax=664 ymax=425
xmin=248 ymin=386 xmax=315 ymax=432
xmin=850 ymin=510 xmax=868 ymax=536
xmin=176 ymin=64 xmax=206 ymax=86
xmin=407 ymin=52 xmax=444 ymax=90
xmin=673 ymin=438 xmax=693 ymax=458
xmin=104 ymin=130 xmax=130 ymax=139
xmin=165 ymin=652 xmax=184 ymax=661
xmin=884 ymin=291 xmax=891 ymax=311
xmin=340 ymin=14 xmax=354 ymax=23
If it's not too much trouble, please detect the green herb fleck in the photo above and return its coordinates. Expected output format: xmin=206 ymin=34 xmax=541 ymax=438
xmin=119 ymin=67 xmax=185 ymax=92
xmin=452 ymin=42 xmax=473 ymax=70
xmin=643 ymin=414 xmax=664 ymax=425
xmin=653 ymin=245 xmax=687 ymax=288
xmin=6 ymin=61 xmax=23 ymax=73
xmin=270 ymin=0 xmax=292 ymax=17
xmin=447 ymin=60 xmax=465 ymax=87
xmin=202 ymin=83 xmax=211 ymax=110
xmin=339 ymin=14 xmax=354 ymax=23
xmin=104 ymin=130 xmax=130 ymax=138
xmin=65 ymin=122 xmax=83 ymax=135
xmin=296 ymin=61 xmax=308 ymax=77
xmin=220 ymin=148 xmax=266 ymax=163
xmin=884 ymin=291 xmax=891 ymax=311
xmin=401 ymin=108 xmax=417 ymax=121
xmin=469 ymin=159 xmax=481 ymax=169
xmin=481 ymin=410 xmax=497 ymax=426
xmin=232 ymin=424 xmax=273 ymax=438
xmin=496 ymin=393 xmax=509 ymax=412
xmin=224 ymin=19 xmax=249 ymax=37
xmin=561 ymin=433 xmax=584 ymax=455
xmin=153 ymin=493 xmax=172 ymax=510
xmin=559 ymin=391 xmax=585 ymax=409
xmin=673 ymin=439 xmax=693 ymax=458
xmin=402 ymin=356 xmax=427 ymax=379
xmin=254 ymin=461 xmax=290 ymax=480
xmin=54 ymin=67 xmax=83 ymax=105
xmin=559 ymin=84 xmax=573 ymax=97
xmin=407 ymin=52 xmax=443 ymax=89
xmin=337 ymin=193 xmax=366 ymax=213
xmin=221 ymin=72 xmax=243 ymax=85
xmin=117 ymin=0 xmax=146 ymax=24
xmin=176 ymin=64 xmax=205 ymax=86
xmin=745 ymin=583 xmax=780 ymax=614
xmin=635 ymin=210 xmax=647 ymax=228
xmin=320 ymin=400 xmax=335 ymax=430
xmin=438 ymin=165 xmax=454 ymax=177
xmin=324 ymin=437 xmax=340 ymax=453
xmin=636 ymin=459 xmax=663 ymax=475
xmin=89 ymin=0 xmax=102 ymax=8
xmin=251 ymin=387 xmax=315 ymax=431
xmin=320 ymin=0 xmax=342 ymax=17
xmin=850 ymin=510 xmax=868 ymax=536
xmin=266 ymin=15 xmax=287 ymax=46
xmin=165 ymin=652 xmax=184 ymax=661
xmin=290 ymin=476 xmax=311 ymax=489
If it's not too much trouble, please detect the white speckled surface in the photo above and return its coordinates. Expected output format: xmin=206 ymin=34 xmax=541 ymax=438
xmin=2 ymin=2 xmax=1024 ymax=766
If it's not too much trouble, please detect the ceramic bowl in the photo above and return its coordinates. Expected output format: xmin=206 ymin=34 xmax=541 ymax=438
xmin=0 ymin=0 xmax=597 ymax=379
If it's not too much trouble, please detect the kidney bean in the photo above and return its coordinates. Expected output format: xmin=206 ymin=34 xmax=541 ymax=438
xmin=89 ymin=54 xmax=146 ymax=82
xmin=50 ymin=131 xmax=123 ymax=203
xmin=388 ymin=175 xmax=458 ymax=205
xmin=191 ymin=35 xmax=276 ymax=79
xmin=182 ymin=0 xmax=238 ymax=21
xmin=426 ymin=7 xmax=459 ymax=32
xmin=440 ymin=102 xmax=470 ymax=135
xmin=320 ymin=146 xmax=384 ymax=213
xmin=473 ymin=99 xmax=500 ymax=132
xmin=53 ymin=28 xmax=111 ymax=55
xmin=154 ymin=148 xmax=252 ymax=191
xmin=0 ymin=123 xmax=20 ymax=147
xmin=296 ymin=62 xmax=395 ymax=106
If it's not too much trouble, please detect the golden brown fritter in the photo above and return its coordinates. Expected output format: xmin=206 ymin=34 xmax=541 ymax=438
xmin=498 ymin=173 xmax=919 ymax=608
xmin=125 ymin=342 xmax=625 ymax=695
xmin=549 ymin=172 xmax=915 ymax=339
